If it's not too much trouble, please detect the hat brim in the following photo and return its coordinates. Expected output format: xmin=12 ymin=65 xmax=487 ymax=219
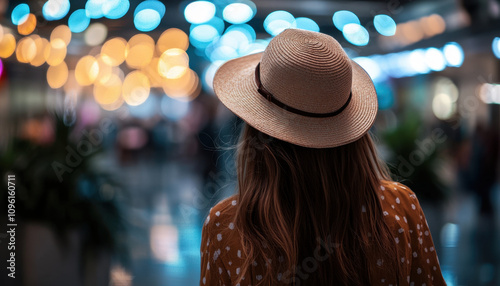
xmin=213 ymin=52 xmax=378 ymax=148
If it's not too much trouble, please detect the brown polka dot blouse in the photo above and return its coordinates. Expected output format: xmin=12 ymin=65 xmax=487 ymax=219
xmin=200 ymin=181 xmax=447 ymax=285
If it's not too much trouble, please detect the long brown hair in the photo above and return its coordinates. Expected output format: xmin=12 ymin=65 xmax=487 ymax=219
xmin=234 ymin=124 xmax=402 ymax=285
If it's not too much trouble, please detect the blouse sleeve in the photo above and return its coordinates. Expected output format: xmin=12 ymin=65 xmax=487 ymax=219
xmin=200 ymin=210 xmax=232 ymax=286
xmin=406 ymin=191 xmax=447 ymax=286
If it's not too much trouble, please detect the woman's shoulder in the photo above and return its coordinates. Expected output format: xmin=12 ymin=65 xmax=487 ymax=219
xmin=203 ymin=195 xmax=239 ymax=235
xmin=209 ymin=195 xmax=239 ymax=218
xmin=378 ymin=180 xmax=425 ymax=225
xmin=379 ymin=180 xmax=417 ymax=202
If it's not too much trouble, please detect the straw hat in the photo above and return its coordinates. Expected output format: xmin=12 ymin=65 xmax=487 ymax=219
xmin=213 ymin=29 xmax=378 ymax=148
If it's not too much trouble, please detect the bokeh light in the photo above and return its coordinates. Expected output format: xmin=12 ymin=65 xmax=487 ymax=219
xmin=43 ymin=0 xmax=70 ymax=21
xmin=75 ymin=55 xmax=99 ymax=86
xmin=223 ymin=2 xmax=256 ymax=25
xmin=85 ymin=0 xmax=105 ymax=19
xmin=95 ymin=55 xmax=113 ymax=84
xmin=264 ymin=10 xmax=295 ymax=36
xmin=210 ymin=24 xmax=256 ymax=60
xmin=409 ymin=49 xmax=430 ymax=74
xmin=292 ymin=17 xmax=320 ymax=32
xmin=162 ymin=69 xmax=200 ymax=100
xmin=158 ymin=48 xmax=189 ymax=79
xmin=101 ymin=37 xmax=127 ymax=66
xmin=479 ymin=83 xmax=500 ymax=104
xmin=44 ymin=39 xmax=67 ymax=66
xmin=202 ymin=60 xmax=223 ymax=92
xmin=0 ymin=34 xmax=17 ymax=58
xmin=432 ymin=92 xmax=456 ymax=120
xmin=125 ymin=34 xmax=155 ymax=69
xmin=420 ymin=14 xmax=446 ymax=37
xmin=94 ymin=73 xmax=123 ymax=106
xmin=492 ymin=37 xmax=500 ymax=59
xmin=353 ymin=57 xmax=384 ymax=82
xmin=16 ymin=37 xmax=37 ymax=63
xmin=68 ymin=9 xmax=91 ymax=33
xmin=374 ymin=14 xmax=396 ymax=36
xmin=51 ymin=25 xmax=72 ymax=46
xmin=434 ymin=77 xmax=459 ymax=102
xmin=134 ymin=9 xmax=162 ymax=32
xmin=425 ymin=47 xmax=446 ymax=71
xmin=342 ymin=23 xmax=369 ymax=46
xmin=30 ymin=36 xmax=49 ymax=67
xmin=134 ymin=0 xmax=165 ymax=31
xmin=12 ymin=3 xmax=30 ymax=25
xmin=122 ymin=71 xmax=151 ymax=106
xmin=184 ymin=1 xmax=216 ymax=24
xmin=443 ymin=42 xmax=464 ymax=67
xmin=135 ymin=0 xmax=166 ymax=17
xmin=189 ymin=24 xmax=220 ymax=49
xmin=333 ymin=10 xmax=360 ymax=31
xmin=142 ymin=57 xmax=163 ymax=88
xmin=47 ymin=61 xmax=69 ymax=88
xmin=157 ymin=28 xmax=189 ymax=54
xmin=85 ymin=23 xmax=108 ymax=46
xmin=103 ymin=0 xmax=130 ymax=19
xmin=18 ymin=13 xmax=37 ymax=35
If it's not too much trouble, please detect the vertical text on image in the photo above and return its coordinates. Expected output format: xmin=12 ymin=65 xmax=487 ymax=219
xmin=6 ymin=174 xmax=16 ymax=279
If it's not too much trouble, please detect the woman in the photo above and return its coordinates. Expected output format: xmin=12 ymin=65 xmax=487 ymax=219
xmin=201 ymin=29 xmax=446 ymax=285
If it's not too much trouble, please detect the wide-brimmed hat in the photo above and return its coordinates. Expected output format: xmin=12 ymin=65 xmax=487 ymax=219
xmin=213 ymin=29 xmax=378 ymax=148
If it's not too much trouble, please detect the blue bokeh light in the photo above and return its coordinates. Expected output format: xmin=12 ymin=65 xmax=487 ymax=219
xmin=333 ymin=10 xmax=359 ymax=31
xmin=43 ymin=0 xmax=70 ymax=21
xmin=202 ymin=60 xmax=224 ymax=92
xmin=208 ymin=46 xmax=238 ymax=62
xmin=68 ymin=9 xmax=91 ymax=33
xmin=135 ymin=0 xmax=165 ymax=18
xmin=353 ymin=57 xmax=384 ymax=82
xmin=190 ymin=24 xmax=220 ymax=49
xmin=443 ymin=42 xmax=464 ymax=67
xmin=493 ymin=37 xmax=500 ymax=59
xmin=264 ymin=10 xmax=295 ymax=36
xmin=425 ymin=48 xmax=446 ymax=71
xmin=409 ymin=49 xmax=431 ymax=74
xmin=85 ymin=0 xmax=104 ymax=19
xmin=184 ymin=1 xmax=216 ymax=24
xmin=222 ymin=2 xmax=256 ymax=25
xmin=222 ymin=25 xmax=256 ymax=51
xmin=103 ymin=0 xmax=130 ymax=19
xmin=292 ymin=17 xmax=320 ymax=32
xmin=12 ymin=3 xmax=30 ymax=25
xmin=342 ymin=23 xmax=369 ymax=46
xmin=373 ymin=14 xmax=396 ymax=36
xmin=239 ymin=39 xmax=269 ymax=56
xmin=206 ymin=24 xmax=257 ymax=61
xmin=190 ymin=16 xmax=224 ymax=39
xmin=134 ymin=9 xmax=161 ymax=31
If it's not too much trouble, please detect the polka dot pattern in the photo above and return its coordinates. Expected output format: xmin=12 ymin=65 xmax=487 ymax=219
xmin=200 ymin=181 xmax=446 ymax=285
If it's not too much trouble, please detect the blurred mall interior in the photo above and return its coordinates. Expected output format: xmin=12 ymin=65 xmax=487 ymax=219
xmin=0 ymin=0 xmax=499 ymax=285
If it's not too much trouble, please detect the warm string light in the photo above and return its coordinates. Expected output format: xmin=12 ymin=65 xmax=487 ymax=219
xmin=2 ymin=1 xmax=474 ymax=111
xmin=0 ymin=14 xmax=199 ymax=109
